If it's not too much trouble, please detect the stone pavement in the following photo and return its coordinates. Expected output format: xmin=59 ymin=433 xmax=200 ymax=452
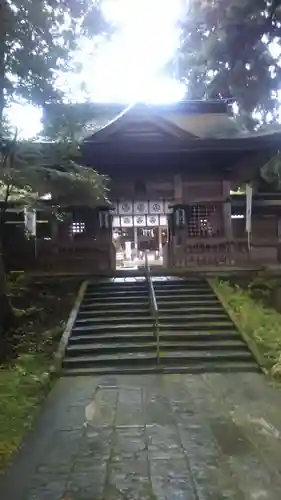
xmin=1 ymin=373 xmax=281 ymax=499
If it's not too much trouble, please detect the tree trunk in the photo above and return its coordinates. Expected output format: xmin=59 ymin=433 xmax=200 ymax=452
xmin=0 ymin=0 xmax=11 ymax=358
xmin=0 ymin=0 xmax=8 ymax=124
xmin=0 ymin=239 xmax=14 ymax=361
xmin=0 ymin=184 xmax=11 ymax=269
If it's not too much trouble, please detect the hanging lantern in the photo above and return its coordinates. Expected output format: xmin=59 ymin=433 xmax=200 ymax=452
xmin=24 ymin=208 xmax=36 ymax=236
xmin=98 ymin=210 xmax=111 ymax=229
xmin=175 ymin=208 xmax=186 ymax=228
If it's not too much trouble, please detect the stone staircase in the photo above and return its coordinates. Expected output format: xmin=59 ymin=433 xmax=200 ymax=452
xmin=61 ymin=277 xmax=259 ymax=376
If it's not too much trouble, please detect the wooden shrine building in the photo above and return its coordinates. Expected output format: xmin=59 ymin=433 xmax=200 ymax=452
xmin=4 ymin=100 xmax=281 ymax=274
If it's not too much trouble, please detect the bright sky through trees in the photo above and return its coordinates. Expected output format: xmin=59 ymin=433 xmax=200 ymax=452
xmin=7 ymin=0 xmax=185 ymax=138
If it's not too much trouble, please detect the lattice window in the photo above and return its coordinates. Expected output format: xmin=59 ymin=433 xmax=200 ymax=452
xmin=71 ymin=222 xmax=85 ymax=234
xmin=187 ymin=205 xmax=217 ymax=237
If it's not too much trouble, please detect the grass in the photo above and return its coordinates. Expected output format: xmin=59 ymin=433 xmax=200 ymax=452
xmin=0 ymin=275 xmax=79 ymax=472
xmin=0 ymin=354 xmax=51 ymax=471
xmin=213 ymin=279 xmax=281 ymax=378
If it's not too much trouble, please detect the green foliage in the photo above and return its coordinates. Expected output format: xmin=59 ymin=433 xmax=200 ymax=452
xmin=42 ymin=102 xmax=130 ymax=141
xmin=42 ymin=102 xmax=104 ymax=140
xmin=0 ymin=0 xmax=109 ymax=119
xmin=214 ymin=279 xmax=281 ymax=377
xmin=0 ymin=275 xmax=78 ymax=470
xmin=0 ymin=136 xmax=108 ymax=207
xmin=0 ymin=354 xmax=51 ymax=471
xmin=248 ymin=273 xmax=280 ymax=295
xmin=176 ymin=0 xmax=281 ymax=127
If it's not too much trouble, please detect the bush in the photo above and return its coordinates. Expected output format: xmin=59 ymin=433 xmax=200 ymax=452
xmin=214 ymin=280 xmax=281 ymax=377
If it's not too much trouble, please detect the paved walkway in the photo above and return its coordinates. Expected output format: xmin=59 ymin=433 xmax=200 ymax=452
xmin=1 ymin=372 xmax=281 ymax=499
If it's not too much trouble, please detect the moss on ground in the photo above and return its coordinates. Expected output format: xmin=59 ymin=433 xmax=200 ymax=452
xmin=0 ymin=276 xmax=80 ymax=472
xmin=213 ymin=279 xmax=281 ymax=379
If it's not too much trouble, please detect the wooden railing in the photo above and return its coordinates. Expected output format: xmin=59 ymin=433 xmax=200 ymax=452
xmin=144 ymin=251 xmax=160 ymax=363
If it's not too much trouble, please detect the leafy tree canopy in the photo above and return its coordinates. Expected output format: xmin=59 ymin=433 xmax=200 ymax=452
xmin=0 ymin=136 xmax=108 ymax=208
xmin=42 ymin=102 xmax=107 ymax=141
xmin=0 ymin=0 xmax=109 ymax=123
xmin=42 ymin=102 xmax=130 ymax=140
xmin=175 ymin=0 xmax=281 ymax=128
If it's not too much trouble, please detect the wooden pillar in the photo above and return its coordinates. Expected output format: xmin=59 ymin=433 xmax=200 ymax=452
xmin=174 ymin=174 xmax=183 ymax=203
xmin=277 ymin=217 xmax=281 ymax=263
xmin=134 ymin=227 xmax=138 ymax=257
xmin=98 ymin=209 xmax=113 ymax=243
xmin=51 ymin=213 xmax=59 ymax=242
xmin=158 ymin=225 xmax=163 ymax=261
xmin=172 ymin=177 xmax=183 ymax=267
xmin=222 ymin=180 xmax=232 ymax=238
xmin=158 ymin=225 xmax=162 ymax=253
xmin=277 ymin=217 xmax=281 ymax=239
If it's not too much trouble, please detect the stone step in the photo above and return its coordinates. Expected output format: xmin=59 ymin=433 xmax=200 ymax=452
xmin=156 ymin=293 xmax=216 ymax=300
xmin=84 ymin=293 xmax=149 ymax=300
xmin=72 ymin=323 xmax=154 ymax=333
xmin=75 ymin=315 xmax=153 ymax=326
xmin=80 ymin=302 xmax=150 ymax=310
xmin=84 ymin=288 xmax=212 ymax=298
xmin=69 ymin=331 xmax=241 ymax=344
xmin=87 ymin=279 xmax=202 ymax=287
xmin=85 ymin=287 xmax=148 ymax=293
xmin=159 ymin=314 xmax=231 ymax=322
xmin=74 ymin=313 xmax=229 ymax=327
xmin=72 ymin=321 xmax=235 ymax=334
xmin=77 ymin=309 xmax=150 ymax=317
xmin=88 ymin=282 xmax=147 ymax=288
xmin=155 ymin=287 xmax=212 ymax=294
xmin=83 ymin=294 xmax=149 ymax=302
xmin=70 ymin=333 xmax=155 ymax=343
xmin=153 ymin=279 xmax=205 ymax=283
xmin=82 ymin=299 xmax=150 ymax=306
xmin=160 ymin=321 xmax=234 ymax=330
xmin=66 ymin=340 xmax=249 ymax=356
xmin=86 ymin=285 xmax=148 ymax=293
xmin=157 ymin=306 xmax=226 ymax=314
xmin=62 ymin=277 xmax=258 ymax=376
xmin=77 ymin=307 xmax=226 ymax=318
xmin=67 ymin=342 xmax=156 ymax=355
xmin=62 ymin=361 xmax=260 ymax=376
xmin=155 ymin=285 xmax=205 ymax=289
xmin=62 ymin=349 xmax=254 ymax=369
xmin=153 ymin=283 xmax=209 ymax=290
xmin=82 ymin=293 xmax=215 ymax=303
xmin=80 ymin=298 xmax=219 ymax=309
xmin=157 ymin=298 xmax=219 ymax=304
xmin=159 ymin=312 xmax=228 ymax=319
xmin=88 ymin=281 xmax=147 ymax=286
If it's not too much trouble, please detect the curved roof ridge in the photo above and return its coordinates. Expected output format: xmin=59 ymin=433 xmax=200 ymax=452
xmin=94 ymin=102 xmax=136 ymax=134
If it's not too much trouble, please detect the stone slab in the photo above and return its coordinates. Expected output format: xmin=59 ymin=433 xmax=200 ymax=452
xmin=1 ymin=372 xmax=281 ymax=499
